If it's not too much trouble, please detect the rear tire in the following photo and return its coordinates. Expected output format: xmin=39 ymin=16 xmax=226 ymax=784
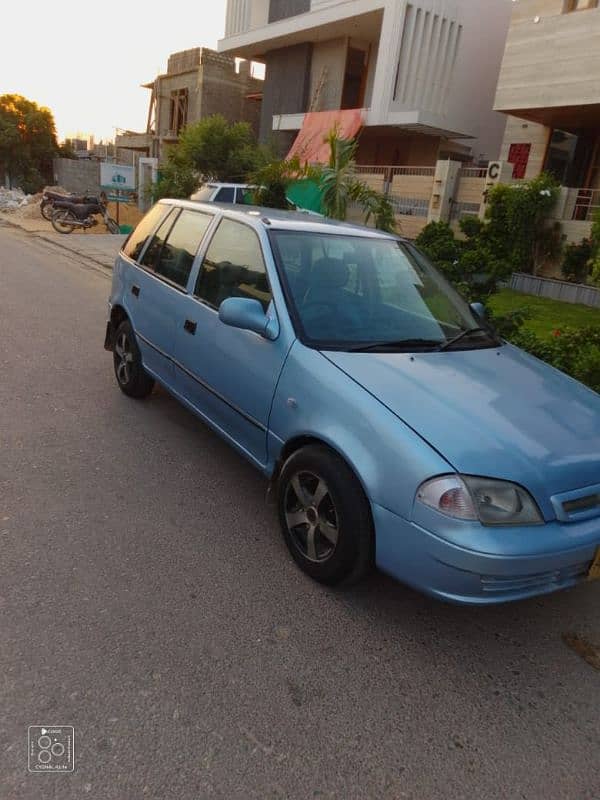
xmin=51 ymin=209 xmax=77 ymax=234
xmin=40 ymin=200 xmax=54 ymax=220
xmin=106 ymin=218 xmax=120 ymax=234
xmin=277 ymin=445 xmax=374 ymax=586
xmin=113 ymin=320 xmax=155 ymax=398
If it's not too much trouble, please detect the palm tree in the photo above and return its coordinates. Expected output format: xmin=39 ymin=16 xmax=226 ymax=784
xmin=319 ymin=130 xmax=396 ymax=234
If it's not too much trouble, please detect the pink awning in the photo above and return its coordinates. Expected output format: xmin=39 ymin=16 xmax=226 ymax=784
xmin=287 ymin=109 xmax=364 ymax=164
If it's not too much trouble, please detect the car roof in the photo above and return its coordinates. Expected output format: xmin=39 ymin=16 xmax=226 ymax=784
xmin=159 ymin=198 xmax=403 ymax=241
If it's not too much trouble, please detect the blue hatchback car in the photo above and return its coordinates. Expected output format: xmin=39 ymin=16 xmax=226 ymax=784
xmin=105 ymin=200 xmax=600 ymax=604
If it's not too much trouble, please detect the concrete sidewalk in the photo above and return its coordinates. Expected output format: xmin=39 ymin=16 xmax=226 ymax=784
xmin=0 ymin=212 xmax=126 ymax=269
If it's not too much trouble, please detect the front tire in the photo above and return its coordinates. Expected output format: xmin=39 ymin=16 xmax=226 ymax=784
xmin=106 ymin=217 xmax=120 ymax=234
xmin=51 ymin=209 xmax=77 ymax=233
xmin=113 ymin=320 xmax=155 ymax=398
xmin=40 ymin=200 xmax=54 ymax=220
xmin=277 ymin=445 xmax=374 ymax=585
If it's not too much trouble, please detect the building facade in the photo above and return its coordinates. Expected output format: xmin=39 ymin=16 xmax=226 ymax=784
xmin=494 ymin=0 xmax=600 ymax=222
xmin=219 ymin=0 xmax=512 ymax=165
xmin=116 ymin=47 xmax=263 ymax=164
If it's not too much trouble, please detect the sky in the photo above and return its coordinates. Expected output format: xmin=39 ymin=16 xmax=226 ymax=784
xmin=1 ymin=0 xmax=229 ymax=142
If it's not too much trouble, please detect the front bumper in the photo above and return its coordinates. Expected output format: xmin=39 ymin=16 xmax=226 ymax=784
xmin=373 ymin=502 xmax=600 ymax=605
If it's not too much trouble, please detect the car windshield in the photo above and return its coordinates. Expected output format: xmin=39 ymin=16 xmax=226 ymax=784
xmin=270 ymin=231 xmax=498 ymax=351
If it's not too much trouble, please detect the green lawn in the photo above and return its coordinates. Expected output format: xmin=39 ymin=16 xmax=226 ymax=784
xmin=488 ymin=289 xmax=600 ymax=339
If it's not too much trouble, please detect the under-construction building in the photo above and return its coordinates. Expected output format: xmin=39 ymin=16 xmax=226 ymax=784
xmin=116 ymin=47 xmax=263 ymax=164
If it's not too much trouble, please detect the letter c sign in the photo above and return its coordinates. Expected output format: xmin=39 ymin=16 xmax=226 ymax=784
xmin=487 ymin=162 xmax=500 ymax=181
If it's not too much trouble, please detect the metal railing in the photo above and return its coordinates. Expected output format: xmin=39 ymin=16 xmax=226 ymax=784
xmin=450 ymin=201 xmax=480 ymax=221
xmin=459 ymin=167 xmax=487 ymax=179
xmin=389 ymin=196 xmax=429 ymax=217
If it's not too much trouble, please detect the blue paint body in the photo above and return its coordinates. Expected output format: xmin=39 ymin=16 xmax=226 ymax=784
xmin=107 ymin=201 xmax=600 ymax=604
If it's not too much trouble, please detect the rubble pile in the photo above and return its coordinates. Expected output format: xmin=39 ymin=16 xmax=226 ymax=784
xmin=0 ymin=187 xmax=32 ymax=210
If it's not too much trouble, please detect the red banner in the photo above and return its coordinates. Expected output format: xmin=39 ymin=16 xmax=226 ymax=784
xmin=287 ymin=109 xmax=364 ymax=164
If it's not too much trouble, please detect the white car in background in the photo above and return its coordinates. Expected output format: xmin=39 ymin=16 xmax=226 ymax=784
xmin=190 ymin=183 xmax=255 ymax=205
xmin=190 ymin=182 xmax=323 ymax=216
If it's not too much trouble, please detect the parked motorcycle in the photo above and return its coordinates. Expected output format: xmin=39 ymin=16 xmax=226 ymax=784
xmin=51 ymin=197 xmax=120 ymax=235
xmin=40 ymin=190 xmax=101 ymax=221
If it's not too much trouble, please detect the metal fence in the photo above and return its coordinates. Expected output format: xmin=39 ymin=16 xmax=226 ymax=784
xmin=510 ymin=273 xmax=600 ymax=309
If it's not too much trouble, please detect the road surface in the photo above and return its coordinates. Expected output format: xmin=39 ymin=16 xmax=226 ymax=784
xmin=1 ymin=223 xmax=598 ymax=800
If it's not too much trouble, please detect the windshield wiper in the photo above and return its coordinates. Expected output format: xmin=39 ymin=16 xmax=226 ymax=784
xmin=348 ymin=338 xmax=444 ymax=353
xmin=438 ymin=326 xmax=497 ymax=351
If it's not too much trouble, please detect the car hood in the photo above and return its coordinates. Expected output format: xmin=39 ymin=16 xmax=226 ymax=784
xmin=323 ymin=344 xmax=600 ymax=515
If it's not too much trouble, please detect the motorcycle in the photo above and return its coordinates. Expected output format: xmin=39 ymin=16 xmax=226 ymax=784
xmin=51 ymin=195 xmax=120 ymax=235
xmin=40 ymin=190 xmax=101 ymax=221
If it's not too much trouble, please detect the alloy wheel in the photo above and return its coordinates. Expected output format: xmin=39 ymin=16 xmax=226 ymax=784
xmin=114 ymin=331 xmax=134 ymax=386
xmin=284 ymin=470 xmax=339 ymax=562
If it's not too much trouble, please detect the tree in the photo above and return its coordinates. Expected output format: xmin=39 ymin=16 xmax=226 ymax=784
xmin=0 ymin=94 xmax=58 ymax=192
xmin=485 ymin=173 xmax=561 ymax=275
xmin=153 ymin=115 xmax=263 ymax=200
xmin=319 ymin=131 xmax=396 ymax=233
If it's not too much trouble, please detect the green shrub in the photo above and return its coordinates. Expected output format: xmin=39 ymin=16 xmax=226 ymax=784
xmin=510 ymin=326 xmax=600 ymax=394
xmin=590 ymin=210 xmax=600 ymax=287
xmin=561 ymin=239 xmax=593 ymax=283
xmin=485 ymin=173 xmax=561 ymax=275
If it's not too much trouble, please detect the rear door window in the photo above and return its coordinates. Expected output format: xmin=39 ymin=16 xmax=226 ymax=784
xmin=153 ymin=210 xmax=213 ymax=288
xmin=140 ymin=209 xmax=213 ymax=289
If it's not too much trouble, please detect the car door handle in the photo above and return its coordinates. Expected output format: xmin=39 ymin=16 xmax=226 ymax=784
xmin=183 ymin=319 xmax=197 ymax=335
xmin=131 ymin=285 xmax=140 ymax=297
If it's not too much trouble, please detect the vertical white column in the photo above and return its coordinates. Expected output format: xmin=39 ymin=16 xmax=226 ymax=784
xmin=369 ymin=0 xmax=407 ymax=125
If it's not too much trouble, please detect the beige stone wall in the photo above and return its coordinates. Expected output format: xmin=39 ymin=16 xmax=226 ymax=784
xmin=390 ymin=173 xmax=435 ymax=200
xmin=495 ymin=2 xmax=600 ymax=112
xmin=498 ymin=116 xmax=551 ymax=180
xmin=395 ymin=216 xmax=428 ymax=240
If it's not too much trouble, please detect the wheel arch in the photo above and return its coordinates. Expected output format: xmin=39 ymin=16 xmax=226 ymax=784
xmin=270 ymin=434 xmax=374 ymax=512
xmin=105 ymin=304 xmax=130 ymax=350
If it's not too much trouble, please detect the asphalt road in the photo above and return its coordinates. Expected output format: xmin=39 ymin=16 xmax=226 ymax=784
xmin=1 ymin=223 xmax=599 ymax=800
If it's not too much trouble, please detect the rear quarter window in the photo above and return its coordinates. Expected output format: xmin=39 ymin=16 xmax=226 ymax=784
xmin=122 ymin=204 xmax=171 ymax=262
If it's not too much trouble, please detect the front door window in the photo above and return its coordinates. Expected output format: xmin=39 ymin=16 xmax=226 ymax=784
xmin=194 ymin=218 xmax=272 ymax=310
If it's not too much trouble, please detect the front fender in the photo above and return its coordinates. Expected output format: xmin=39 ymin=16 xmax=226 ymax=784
xmin=268 ymin=342 xmax=452 ymax=520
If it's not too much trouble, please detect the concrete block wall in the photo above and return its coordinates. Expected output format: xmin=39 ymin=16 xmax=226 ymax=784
xmin=52 ymin=158 xmax=100 ymax=194
xmin=199 ymin=49 xmax=263 ymax=137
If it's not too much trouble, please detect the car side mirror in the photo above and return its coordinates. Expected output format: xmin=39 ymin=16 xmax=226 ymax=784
xmin=469 ymin=302 xmax=486 ymax=320
xmin=218 ymin=297 xmax=278 ymax=340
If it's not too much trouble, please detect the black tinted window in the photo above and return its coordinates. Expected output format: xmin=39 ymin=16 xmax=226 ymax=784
xmin=122 ymin=203 xmax=170 ymax=262
xmin=215 ymin=187 xmax=235 ymax=203
xmin=195 ymin=219 xmax=271 ymax=311
xmin=153 ymin=210 xmax=212 ymax=287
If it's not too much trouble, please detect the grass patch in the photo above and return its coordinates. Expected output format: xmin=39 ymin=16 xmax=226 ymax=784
xmin=488 ymin=289 xmax=600 ymax=339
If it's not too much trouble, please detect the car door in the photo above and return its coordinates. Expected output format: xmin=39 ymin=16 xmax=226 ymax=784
xmin=119 ymin=203 xmax=180 ymax=383
xmin=172 ymin=217 xmax=292 ymax=467
xmin=125 ymin=206 xmax=213 ymax=388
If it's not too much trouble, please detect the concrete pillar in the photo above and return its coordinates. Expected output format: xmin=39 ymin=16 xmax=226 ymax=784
xmin=138 ymin=158 xmax=158 ymax=212
xmin=369 ymin=0 xmax=408 ymax=123
xmin=479 ymin=161 xmax=513 ymax=220
xmin=428 ymin=160 xmax=461 ymax=223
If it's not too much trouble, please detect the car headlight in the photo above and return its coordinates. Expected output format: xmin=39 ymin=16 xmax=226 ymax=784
xmin=417 ymin=475 xmax=543 ymax=526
